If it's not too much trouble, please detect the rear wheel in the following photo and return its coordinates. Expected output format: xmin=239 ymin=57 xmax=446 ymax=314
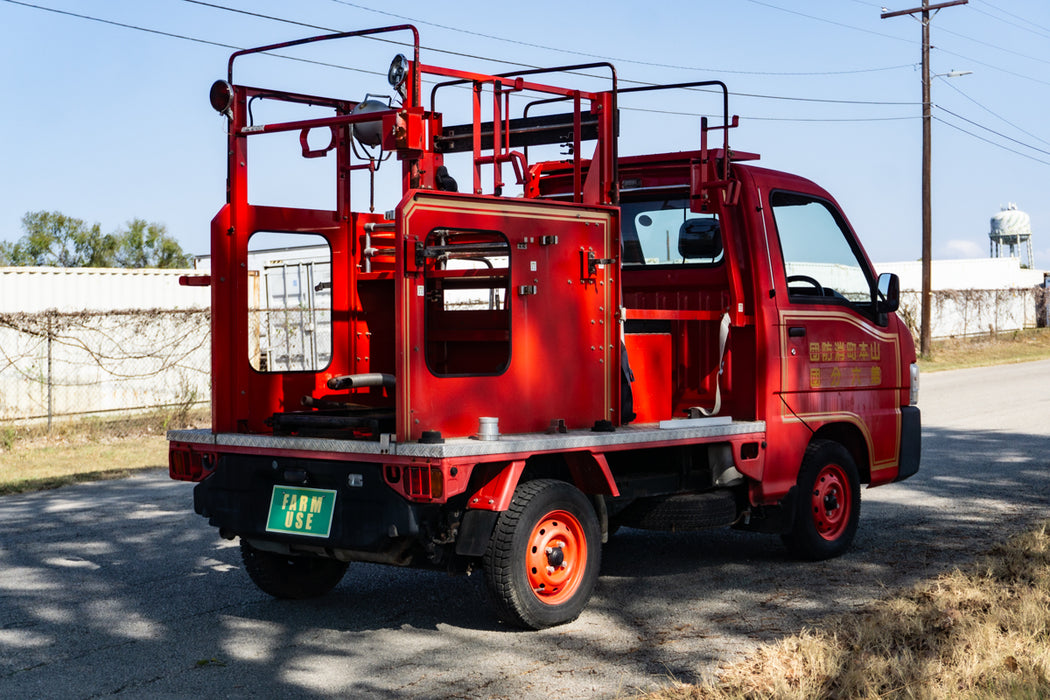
xmin=483 ymin=479 xmax=601 ymax=629
xmin=240 ymin=540 xmax=349 ymax=599
xmin=782 ymin=440 xmax=861 ymax=560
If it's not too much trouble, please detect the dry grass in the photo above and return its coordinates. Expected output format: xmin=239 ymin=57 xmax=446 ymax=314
xmin=645 ymin=522 xmax=1050 ymax=699
xmin=0 ymin=407 xmax=208 ymax=495
xmin=921 ymin=328 xmax=1050 ymax=372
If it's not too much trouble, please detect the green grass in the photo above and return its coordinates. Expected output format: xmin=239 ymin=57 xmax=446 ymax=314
xmin=0 ymin=408 xmax=206 ymax=495
xmin=920 ymin=328 xmax=1050 ymax=372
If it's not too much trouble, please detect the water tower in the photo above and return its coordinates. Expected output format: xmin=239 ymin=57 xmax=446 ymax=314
xmin=989 ymin=203 xmax=1034 ymax=268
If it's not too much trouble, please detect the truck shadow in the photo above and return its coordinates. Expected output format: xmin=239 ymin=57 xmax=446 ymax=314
xmin=3 ymin=422 xmax=1049 ymax=698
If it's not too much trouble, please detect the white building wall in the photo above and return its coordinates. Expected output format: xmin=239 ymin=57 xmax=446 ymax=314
xmin=0 ymin=266 xmax=209 ymax=313
xmin=0 ymin=267 xmax=211 ymax=421
xmin=877 ymin=257 xmax=1046 ymax=292
xmin=876 ymin=258 xmax=1048 ymax=338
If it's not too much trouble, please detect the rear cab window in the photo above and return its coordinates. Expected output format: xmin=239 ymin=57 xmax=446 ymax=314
xmin=621 ymin=198 xmax=722 ymax=267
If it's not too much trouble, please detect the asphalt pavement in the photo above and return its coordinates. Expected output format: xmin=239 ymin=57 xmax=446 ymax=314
xmin=2 ymin=360 xmax=1049 ymax=699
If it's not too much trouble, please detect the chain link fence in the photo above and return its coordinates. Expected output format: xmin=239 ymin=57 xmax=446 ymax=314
xmin=1 ymin=286 xmax=1047 ymax=428
xmin=0 ymin=309 xmax=210 ymax=427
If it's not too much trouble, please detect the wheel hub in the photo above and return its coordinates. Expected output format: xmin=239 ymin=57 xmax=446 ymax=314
xmin=546 ymin=546 xmax=565 ymax=568
xmin=811 ymin=463 xmax=851 ymax=541
xmin=525 ymin=510 xmax=588 ymax=605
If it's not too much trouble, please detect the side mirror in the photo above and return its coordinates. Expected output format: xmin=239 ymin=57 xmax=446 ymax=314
xmin=678 ymin=218 xmax=722 ymax=260
xmin=876 ymin=272 xmax=900 ymax=313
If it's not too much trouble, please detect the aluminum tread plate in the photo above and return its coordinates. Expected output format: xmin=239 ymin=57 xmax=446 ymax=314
xmin=168 ymin=419 xmax=766 ymax=459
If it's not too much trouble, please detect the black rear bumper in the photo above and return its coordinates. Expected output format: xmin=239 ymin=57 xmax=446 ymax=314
xmin=193 ymin=453 xmax=434 ymax=554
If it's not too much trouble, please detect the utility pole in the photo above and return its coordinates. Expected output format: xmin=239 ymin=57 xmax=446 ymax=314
xmin=882 ymin=0 xmax=967 ymax=358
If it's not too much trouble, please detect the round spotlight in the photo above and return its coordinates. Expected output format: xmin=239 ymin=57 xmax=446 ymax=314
xmin=387 ymin=54 xmax=409 ymax=89
xmin=209 ymin=80 xmax=234 ymax=116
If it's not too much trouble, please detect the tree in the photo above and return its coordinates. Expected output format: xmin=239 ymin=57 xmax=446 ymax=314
xmin=113 ymin=219 xmax=191 ymax=268
xmin=0 ymin=211 xmax=191 ymax=268
xmin=1 ymin=211 xmax=115 ymax=267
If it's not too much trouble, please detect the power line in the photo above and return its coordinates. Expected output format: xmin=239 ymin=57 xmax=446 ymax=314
xmin=933 ymin=116 xmax=1050 ymax=166
xmin=1 ymin=0 xmax=920 ymax=112
xmin=740 ymin=0 xmax=1050 ymax=89
xmin=1 ymin=0 xmax=240 ymax=51
xmin=328 ymin=0 xmax=915 ymax=77
xmin=624 ymin=105 xmax=918 ymax=122
xmin=937 ymin=25 xmax=1050 ymax=67
xmin=970 ymin=0 xmax=1050 ymax=37
xmin=936 ymin=75 xmax=1050 ymax=148
xmin=0 ymin=0 xmax=394 ymax=79
xmin=967 ymin=4 xmax=1050 ymax=40
xmin=743 ymin=0 xmax=911 ymax=42
xmin=935 ymin=105 xmax=1050 ymax=158
xmin=932 ymin=45 xmax=1050 ymax=87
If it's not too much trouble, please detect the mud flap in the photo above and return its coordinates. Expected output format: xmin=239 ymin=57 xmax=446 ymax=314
xmin=455 ymin=509 xmax=500 ymax=557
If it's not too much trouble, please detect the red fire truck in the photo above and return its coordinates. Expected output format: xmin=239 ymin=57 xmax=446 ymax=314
xmin=169 ymin=26 xmax=921 ymax=629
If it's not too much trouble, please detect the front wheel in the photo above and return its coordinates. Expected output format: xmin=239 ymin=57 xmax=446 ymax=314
xmin=240 ymin=540 xmax=349 ymax=599
xmin=782 ymin=440 xmax=861 ymax=561
xmin=483 ymin=479 xmax=601 ymax=629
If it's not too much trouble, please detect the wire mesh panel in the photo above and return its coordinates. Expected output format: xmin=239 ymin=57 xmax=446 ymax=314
xmin=0 ymin=309 xmax=211 ymax=423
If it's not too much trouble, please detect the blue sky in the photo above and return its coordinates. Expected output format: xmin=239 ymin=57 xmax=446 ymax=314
xmin=1 ymin=0 xmax=1048 ymax=269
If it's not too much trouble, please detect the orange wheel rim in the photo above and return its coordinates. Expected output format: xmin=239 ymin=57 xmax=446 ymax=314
xmin=525 ymin=509 xmax=587 ymax=606
xmin=811 ymin=463 xmax=851 ymax=541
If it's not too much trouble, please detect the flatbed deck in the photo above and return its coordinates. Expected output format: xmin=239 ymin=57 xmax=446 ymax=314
xmin=168 ymin=418 xmax=766 ymax=460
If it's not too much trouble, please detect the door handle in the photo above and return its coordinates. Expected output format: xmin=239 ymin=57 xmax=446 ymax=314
xmin=788 ymin=326 xmax=806 ymax=338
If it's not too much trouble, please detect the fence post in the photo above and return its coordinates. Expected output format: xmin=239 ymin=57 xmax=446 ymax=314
xmin=47 ymin=311 xmax=54 ymax=432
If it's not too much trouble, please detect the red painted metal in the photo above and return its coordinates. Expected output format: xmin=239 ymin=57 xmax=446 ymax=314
xmin=176 ymin=25 xmax=917 ymax=544
xmin=525 ymin=509 xmax=588 ymax=605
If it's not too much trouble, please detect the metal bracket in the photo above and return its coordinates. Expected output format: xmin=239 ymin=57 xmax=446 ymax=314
xmin=581 ymin=250 xmax=614 ymax=280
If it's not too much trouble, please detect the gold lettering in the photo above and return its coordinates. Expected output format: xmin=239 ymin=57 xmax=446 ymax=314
xmin=821 ymin=342 xmax=833 ymax=362
xmin=809 ymin=342 xmax=821 ymax=362
xmin=871 ymin=366 xmax=882 ymax=385
xmin=871 ymin=343 xmax=882 ymax=361
xmin=846 ymin=342 xmax=857 ymax=361
xmin=834 ymin=342 xmax=846 ymax=362
xmin=851 ymin=368 xmax=862 ymax=386
xmin=859 ymin=343 xmax=870 ymax=361
xmin=830 ymin=367 xmax=842 ymax=387
xmin=810 ymin=368 xmax=822 ymax=388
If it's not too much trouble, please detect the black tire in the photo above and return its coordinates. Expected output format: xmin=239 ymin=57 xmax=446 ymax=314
xmin=483 ymin=479 xmax=601 ymax=630
xmin=240 ymin=539 xmax=349 ymax=599
xmin=782 ymin=440 xmax=861 ymax=561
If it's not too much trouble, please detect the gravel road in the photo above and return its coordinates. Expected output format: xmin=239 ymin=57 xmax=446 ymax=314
xmin=2 ymin=360 xmax=1049 ymax=699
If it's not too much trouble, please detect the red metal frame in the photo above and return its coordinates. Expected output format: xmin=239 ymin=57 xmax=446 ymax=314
xmin=185 ymin=25 xmax=916 ymax=515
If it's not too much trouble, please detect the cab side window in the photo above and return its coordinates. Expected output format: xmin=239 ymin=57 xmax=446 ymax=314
xmin=771 ymin=191 xmax=875 ymax=310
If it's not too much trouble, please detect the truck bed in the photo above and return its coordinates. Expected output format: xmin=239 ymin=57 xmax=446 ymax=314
xmin=168 ymin=417 xmax=766 ymax=460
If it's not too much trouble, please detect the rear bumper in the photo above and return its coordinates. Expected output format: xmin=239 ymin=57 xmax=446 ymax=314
xmin=895 ymin=405 xmax=921 ymax=482
xmin=193 ymin=453 xmax=434 ymax=555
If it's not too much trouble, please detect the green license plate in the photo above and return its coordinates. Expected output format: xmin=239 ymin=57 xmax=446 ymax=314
xmin=265 ymin=485 xmax=337 ymax=538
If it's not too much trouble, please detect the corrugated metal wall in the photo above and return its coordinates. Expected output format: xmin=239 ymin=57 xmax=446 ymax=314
xmin=0 ymin=267 xmax=211 ymax=423
xmin=0 ymin=267 xmax=209 ymax=313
